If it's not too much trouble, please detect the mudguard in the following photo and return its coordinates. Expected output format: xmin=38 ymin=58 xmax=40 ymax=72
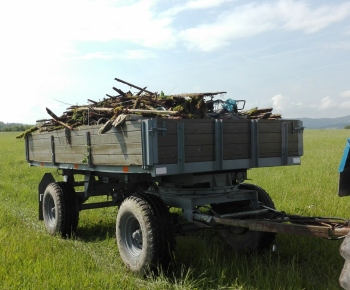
xmin=339 ymin=138 xmax=350 ymax=197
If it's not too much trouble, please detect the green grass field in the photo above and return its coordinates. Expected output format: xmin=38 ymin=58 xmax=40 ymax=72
xmin=0 ymin=130 xmax=349 ymax=289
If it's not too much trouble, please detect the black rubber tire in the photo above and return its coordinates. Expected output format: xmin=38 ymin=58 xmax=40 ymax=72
xmin=137 ymin=193 xmax=176 ymax=269
xmin=42 ymin=182 xmax=79 ymax=238
xmin=116 ymin=195 xmax=162 ymax=274
xmin=59 ymin=182 xmax=79 ymax=236
xmin=212 ymin=183 xmax=276 ymax=252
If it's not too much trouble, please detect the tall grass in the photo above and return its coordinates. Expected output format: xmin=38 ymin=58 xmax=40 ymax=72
xmin=0 ymin=130 xmax=349 ymax=289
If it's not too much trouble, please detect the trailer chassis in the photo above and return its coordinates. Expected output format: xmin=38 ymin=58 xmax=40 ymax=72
xmin=38 ymin=168 xmax=350 ymax=241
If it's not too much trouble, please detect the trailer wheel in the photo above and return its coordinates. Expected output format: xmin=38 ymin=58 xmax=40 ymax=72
xmin=116 ymin=195 xmax=168 ymax=274
xmin=212 ymin=183 xmax=276 ymax=252
xmin=42 ymin=182 xmax=79 ymax=238
xmin=138 ymin=193 xmax=176 ymax=269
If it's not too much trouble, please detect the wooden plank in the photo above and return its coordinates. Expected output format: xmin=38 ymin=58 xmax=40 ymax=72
xmin=31 ymin=120 xmax=142 ymax=140
xmin=223 ymin=144 xmax=251 ymax=160
xmin=257 ymin=120 xmax=300 ymax=133
xmin=184 ymin=122 xmax=215 ymax=134
xmin=28 ymin=151 xmax=143 ymax=166
xmin=259 ymin=133 xmax=280 ymax=143
xmin=185 ymin=144 xmax=215 ymax=158
xmin=90 ymin=132 xmax=141 ymax=145
xmin=185 ymin=134 xmax=214 ymax=146
xmin=158 ymin=146 xmax=178 ymax=161
xmin=159 ymin=134 xmax=215 ymax=148
xmin=29 ymin=130 xmax=142 ymax=147
xmin=158 ymin=135 xmax=177 ymax=147
xmin=223 ymin=133 xmax=250 ymax=144
xmin=185 ymin=156 xmax=215 ymax=163
xmin=92 ymin=154 xmax=143 ymax=166
xmin=257 ymin=122 xmax=282 ymax=133
xmin=259 ymin=143 xmax=281 ymax=154
xmin=223 ymin=153 xmax=251 ymax=160
xmin=157 ymin=157 xmax=177 ymax=165
xmin=259 ymin=143 xmax=298 ymax=157
xmin=222 ymin=121 xmax=250 ymax=134
xmin=259 ymin=133 xmax=298 ymax=143
xmin=30 ymin=143 xmax=142 ymax=156
xmin=28 ymin=152 xmax=52 ymax=163
xmin=91 ymin=143 xmax=142 ymax=155
xmin=260 ymin=151 xmax=299 ymax=158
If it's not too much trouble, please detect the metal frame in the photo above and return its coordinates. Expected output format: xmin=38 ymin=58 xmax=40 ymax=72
xmin=31 ymin=117 xmax=342 ymax=241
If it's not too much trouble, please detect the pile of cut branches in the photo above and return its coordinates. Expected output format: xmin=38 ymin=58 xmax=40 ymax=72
xmin=16 ymin=78 xmax=282 ymax=138
xmin=240 ymin=107 xmax=282 ymax=120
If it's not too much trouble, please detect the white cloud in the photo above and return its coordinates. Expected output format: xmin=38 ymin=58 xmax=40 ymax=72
xmin=119 ymin=49 xmax=158 ymax=59
xmin=2 ymin=0 xmax=349 ymax=56
xmin=76 ymin=49 xmax=157 ymax=60
xmin=77 ymin=52 xmax=116 ymax=60
xmin=278 ymin=0 xmax=350 ymax=33
xmin=180 ymin=2 xmax=279 ymax=51
xmin=327 ymin=41 xmax=350 ymax=50
xmin=340 ymin=90 xmax=350 ymax=98
xmin=347 ymin=25 xmax=350 ymax=34
xmin=340 ymin=100 xmax=350 ymax=108
xmin=163 ymin=0 xmax=233 ymax=16
xmin=0 ymin=0 xmax=176 ymax=52
xmin=272 ymin=94 xmax=291 ymax=111
xmin=179 ymin=0 xmax=350 ymax=51
xmin=320 ymin=96 xmax=337 ymax=110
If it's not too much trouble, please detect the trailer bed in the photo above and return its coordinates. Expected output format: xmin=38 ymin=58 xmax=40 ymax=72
xmin=26 ymin=116 xmax=303 ymax=176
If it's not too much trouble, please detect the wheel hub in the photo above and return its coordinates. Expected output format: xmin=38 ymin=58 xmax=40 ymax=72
xmin=132 ymin=229 xmax=142 ymax=247
xmin=51 ymin=207 xmax=55 ymax=217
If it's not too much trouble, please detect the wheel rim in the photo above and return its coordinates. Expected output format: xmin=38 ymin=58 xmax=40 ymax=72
xmin=122 ymin=212 xmax=143 ymax=258
xmin=44 ymin=194 xmax=56 ymax=227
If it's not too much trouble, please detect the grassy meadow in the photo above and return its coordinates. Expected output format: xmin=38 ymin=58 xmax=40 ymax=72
xmin=0 ymin=129 xmax=350 ymax=289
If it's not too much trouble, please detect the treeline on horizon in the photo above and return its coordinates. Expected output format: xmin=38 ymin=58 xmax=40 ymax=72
xmin=0 ymin=121 xmax=34 ymax=132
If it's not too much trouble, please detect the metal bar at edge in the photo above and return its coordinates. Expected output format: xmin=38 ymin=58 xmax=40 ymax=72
xmin=25 ymin=134 xmax=30 ymax=162
xmin=177 ymin=123 xmax=185 ymax=173
xmin=51 ymin=135 xmax=56 ymax=165
xmin=281 ymin=122 xmax=288 ymax=165
xmin=215 ymin=119 xmax=223 ymax=171
xmin=250 ymin=120 xmax=259 ymax=167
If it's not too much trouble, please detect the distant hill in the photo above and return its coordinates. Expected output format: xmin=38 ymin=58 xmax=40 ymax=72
xmin=298 ymin=115 xmax=350 ymax=129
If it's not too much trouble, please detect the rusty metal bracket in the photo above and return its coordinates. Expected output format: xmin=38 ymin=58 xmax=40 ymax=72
xmin=86 ymin=132 xmax=93 ymax=168
xmin=292 ymin=122 xmax=304 ymax=134
xmin=65 ymin=127 xmax=71 ymax=144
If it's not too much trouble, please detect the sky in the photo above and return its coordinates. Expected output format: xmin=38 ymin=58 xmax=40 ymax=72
xmin=1 ymin=0 xmax=350 ymax=124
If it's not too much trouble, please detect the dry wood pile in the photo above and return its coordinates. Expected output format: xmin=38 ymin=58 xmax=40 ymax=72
xmin=240 ymin=107 xmax=282 ymax=120
xmin=16 ymin=78 xmax=282 ymax=138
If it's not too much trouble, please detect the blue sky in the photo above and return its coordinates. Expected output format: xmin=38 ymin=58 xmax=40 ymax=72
xmin=1 ymin=0 xmax=350 ymax=123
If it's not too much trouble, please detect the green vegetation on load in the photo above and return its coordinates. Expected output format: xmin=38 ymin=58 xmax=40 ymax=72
xmin=0 ymin=129 xmax=349 ymax=289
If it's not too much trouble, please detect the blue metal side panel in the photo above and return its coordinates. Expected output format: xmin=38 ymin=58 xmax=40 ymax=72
xmin=338 ymin=138 xmax=350 ymax=197
xmin=339 ymin=138 xmax=350 ymax=172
